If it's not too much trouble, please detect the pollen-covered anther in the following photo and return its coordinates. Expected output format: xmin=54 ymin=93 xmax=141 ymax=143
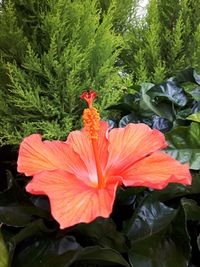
xmin=83 ymin=107 xmax=100 ymax=139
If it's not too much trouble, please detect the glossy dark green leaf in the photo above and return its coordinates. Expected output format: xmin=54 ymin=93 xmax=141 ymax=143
xmin=181 ymin=198 xmax=200 ymax=221
xmin=108 ymin=119 xmax=117 ymax=130
xmin=124 ymin=198 xmax=190 ymax=267
xmin=119 ymin=113 xmax=140 ymax=127
xmin=116 ymin=187 xmax=145 ymax=205
xmin=12 ymin=233 xmax=80 ymax=267
xmin=106 ymin=93 xmax=140 ymax=114
xmin=124 ymin=199 xmax=177 ymax=241
xmin=14 ymin=241 xmax=129 ymax=267
xmin=119 ymin=114 xmax=172 ymax=132
xmin=71 ymin=218 xmax=128 ymax=253
xmin=128 ymin=234 xmax=188 ymax=267
xmin=74 ymin=246 xmax=130 ymax=267
xmin=170 ymin=204 xmax=191 ymax=258
xmin=140 ymin=83 xmax=158 ymax=115
xmin=147 ymin=81 xmax=187 ymax=106
xmin=106 ymin=102 xmax=134 ymax=112
xmin=151 ymin=115 xmax=172 ymax=132
xmin=6 ymin=218 xmax=55 ymax=267
xmin=0 ymin=230 xmax=8 ymax=267
xmin=151 ymin=171 xmax=200 ymax=201
xmin=197 ymin=235 xmax=200 ymax=251
xmin=140 ymin=84 xmax=174 ymax=120
xmin=0 ymin=205 xmax=50 ymax=227
xmin=192 ymin=101 xmax=200 ymax=113
xmin=42 ymin=250 xmax=79 ymax=267
xmin=0 ymin=171 xmax=28 ymax=206
xmin=186 ymin=88 xmax=200 ymax=101
xmin=165 ymin=122 xmax=200 ymax=170
xmin=173 ymin=68 xmax=200 ymax=85
xmin=176 ymin=109 xmax=192 ymax=120
xmin=0 ymin=171 xmax=50 ymax=227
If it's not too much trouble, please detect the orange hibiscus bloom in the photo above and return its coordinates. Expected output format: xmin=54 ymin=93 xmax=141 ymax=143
xmin=17 ymin=90 xmax=191 ymax=229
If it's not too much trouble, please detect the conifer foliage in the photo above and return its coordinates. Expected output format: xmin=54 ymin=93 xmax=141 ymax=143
xmin=0 ymin=0 xmax=124 ymax=145
xmin=122 ymin=0 xmax=200 ymax=84
xmin=1 ymin=0 xmax=200 ymax=146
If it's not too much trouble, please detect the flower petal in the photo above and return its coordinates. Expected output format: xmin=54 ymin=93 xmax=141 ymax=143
xmin=121 ymin=151 xmax=191 ymax=189
xmin=26 ymin=170 xmax=118 ymax=229
xmin=67 ymin=121 xmax=109 ymax=184
xmin=17 ymin=134 xmax=90 ymax=185
xmin=106 ymin=123 xmax=167 ymax=177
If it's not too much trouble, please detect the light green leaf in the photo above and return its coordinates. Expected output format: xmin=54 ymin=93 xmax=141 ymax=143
xmin=187 ymin=111 xmax=200 ymax=122
xmin=0 ymin=230 xmax=9 ymax=267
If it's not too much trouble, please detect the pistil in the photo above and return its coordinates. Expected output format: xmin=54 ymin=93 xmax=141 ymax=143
xmin=81 ymin=91 xmax=105 ymax=188
xmin=91 ymin=139 xmax=105 ymax=188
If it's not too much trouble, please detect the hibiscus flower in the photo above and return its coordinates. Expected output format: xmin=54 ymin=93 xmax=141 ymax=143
xmin=17 ymin=90 xmax=191 ymax=229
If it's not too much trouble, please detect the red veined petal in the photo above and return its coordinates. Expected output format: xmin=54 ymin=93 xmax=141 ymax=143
xmin=121 ymin=151 xmax=191 ymax=189
xmin=17 ymin=134 xmax=92 ymax=185
xmin=26 ymin=169 xmax=119 ymax=229
xmin=106 ymin=123 xmax=167 ymax=177
xmin=67 ymin=121 xmax=109 ymax=184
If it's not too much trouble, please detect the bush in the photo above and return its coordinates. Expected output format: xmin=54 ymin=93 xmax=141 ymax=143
xmin=121 ymin=0 xmax=200 ymax=84
xmin=0 ymin=0 xmax=125 ymax=145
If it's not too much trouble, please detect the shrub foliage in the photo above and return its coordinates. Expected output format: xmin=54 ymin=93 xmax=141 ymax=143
xmin=0 ymin=0 xmax=126 ymax=145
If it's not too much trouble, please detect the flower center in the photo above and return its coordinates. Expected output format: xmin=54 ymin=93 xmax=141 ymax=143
xmin=81 ymin=90 xmax=105 ymax=188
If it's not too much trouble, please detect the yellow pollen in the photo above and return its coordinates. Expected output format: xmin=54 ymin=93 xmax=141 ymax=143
xmin=83 ymin=107 xmax=100 ymax=139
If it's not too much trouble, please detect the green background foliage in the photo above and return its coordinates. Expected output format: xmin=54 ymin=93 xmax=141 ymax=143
xmin=0 ymin=0 xmax=126 ymax=145
xmin=0 ymin=0 xmax=200 ymax=266
xmin=1 ymin=0 xmax=200 ymax=145
xmin=121 ymin=0 xmax=200 ymax=83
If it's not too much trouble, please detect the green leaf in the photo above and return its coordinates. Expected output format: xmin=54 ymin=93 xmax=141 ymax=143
xmin=0 ymin=230 xmax=9 ymax=267
xmin=140 ymin=83 xmax=174 ymax=120
xmin=192 ymin=101 xmax=200 ymax=114
xmin=124 ymin=199 xmax=177 ymax=241
xmin=8 ymin=218 xmax=55 ymax=266
xmin=124 ymin=198 xmax=190 ymax=267
xmin=173 ymin=68 xmax=199 ymax=83
xmin=11 ymin=218 xmax=129 ymax=267
xmin=116 ymin=187 xmax=145 ymax=205
xmin=187 ymin=111 xmax=200 ymax=122
xmin=106 ymin=102 xmax=134 ymax=113
xmin=165 ymin=122 xmax=200 ymax=170
xmin=186 ymin=88 xmax=200 ymax=101
xmin=151 ymin=115 xmax=172 ymax=132
xmin=151 ymin=171 xmax=200 ymax=202
xmin=119 ymin=113 xmax=141 ymax=127
xmin=119 ymin=113 xmax=172 ymax=132
xmin=128 ymin=235 xmax=188 ymax=267
xmin=181 ymin=198 xmax=200 ymax=221
xmin=14 ymin=240 xmax=129 ymax=267
xmin=71 ymin=218 xmax=128 ymax=253
xmin=176 ymin=108 xmax=192 ymax=120
xmin=197 ymin=234 xmax=200 ymax=251
xmin=147 ymin=81 xmax=188 ymax=107
xmin=12 ymin=234 xmax=80 ymax=267
xmin=74 ymin=246 xmax=130 ymax=267
xmin=0 ymin=171 xmax=50 ymax=227
xmin=0 ymin=205 xmax=50 ymax=227
xmin=173 ymin=68 xmax=200 ymax=85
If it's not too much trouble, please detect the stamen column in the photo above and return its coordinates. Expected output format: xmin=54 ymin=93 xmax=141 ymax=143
xmin=81 ymin=91 xmax=105 ymax=188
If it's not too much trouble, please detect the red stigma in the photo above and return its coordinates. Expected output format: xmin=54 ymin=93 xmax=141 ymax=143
xmin=81 ymin=90 xmax=97 ymax=108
